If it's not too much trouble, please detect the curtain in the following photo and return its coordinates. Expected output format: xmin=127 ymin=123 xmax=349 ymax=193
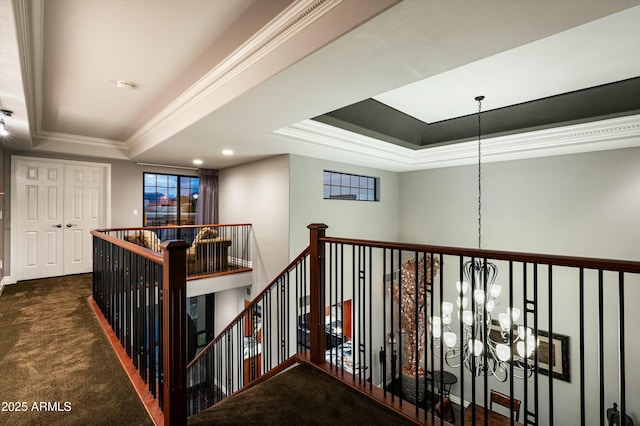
xmin=196 ymin=169 xmax=218 ymax=225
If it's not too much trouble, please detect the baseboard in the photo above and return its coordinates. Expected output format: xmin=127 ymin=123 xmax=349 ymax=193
xmin=382 ymin=376 xmax=468 ymax=408
xmin=0 ymin=276 xmax=12 ymax=296
xmin=1 ymin=275 xmax=17 ymax=285
xmin=449 ymin=393 xmax=468 ymax=408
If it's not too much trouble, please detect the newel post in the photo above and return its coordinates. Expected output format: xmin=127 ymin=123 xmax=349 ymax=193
xmin=308 ymin=223 xmax=328 ymax=364
xmin=161 ymin=240 xmax=189 ymax=425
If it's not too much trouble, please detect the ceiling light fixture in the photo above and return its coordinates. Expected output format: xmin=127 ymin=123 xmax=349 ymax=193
xmin=0 ymin=109 xmax=13 ymax=137
xmin=222 ymin=149 xmax=233 ymax=156
xmin=193 ymin=159 xmax=203 ymax=165
xmin=114 ymin=80 xmax=136 ymax=90
xmin=431 ymin=96 xmax=539 ymax=382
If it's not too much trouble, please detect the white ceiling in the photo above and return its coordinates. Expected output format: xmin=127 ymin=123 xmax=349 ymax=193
xmin=1 ymin=0 xmax=639 ymax=172
xmin=373 ymin=5 xmax=640 ymax=124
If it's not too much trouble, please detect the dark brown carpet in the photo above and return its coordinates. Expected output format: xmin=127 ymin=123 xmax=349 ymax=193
xmin=188 ymin=363 xmax=415 ymax=425
xmin=0 ymin=274 xmax=152 ymax=426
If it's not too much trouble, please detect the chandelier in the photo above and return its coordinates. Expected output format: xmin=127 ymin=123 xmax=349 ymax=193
xmin=430 ymin=96 xmax=538 ymax=382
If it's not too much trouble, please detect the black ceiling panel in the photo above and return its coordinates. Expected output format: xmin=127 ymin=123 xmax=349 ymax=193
xmin=313 ymin=77 xmax=640 ymax=149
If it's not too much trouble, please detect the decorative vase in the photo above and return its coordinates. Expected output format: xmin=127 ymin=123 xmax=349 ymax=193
xmin=401 ymin=365 xmax=425 ymax=404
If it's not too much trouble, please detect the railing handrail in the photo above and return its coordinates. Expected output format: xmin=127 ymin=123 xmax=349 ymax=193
xmin=187 ymin=245 xmax=311 ymax=368
xmin=320 ymin=236 xmax=640 ymax=273
xmin=90 ymin=229 xmax=163 ymax=264
xmin=94 ymin=223 xmax=252 ymax=233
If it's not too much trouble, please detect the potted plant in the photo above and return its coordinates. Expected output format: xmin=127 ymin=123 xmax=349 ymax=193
xmin=392 ymin=255 xmax=440 ymax=404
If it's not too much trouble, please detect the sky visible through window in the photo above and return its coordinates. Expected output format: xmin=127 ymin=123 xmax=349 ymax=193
xmin=143 ymin=173 xmax=199 ymax=225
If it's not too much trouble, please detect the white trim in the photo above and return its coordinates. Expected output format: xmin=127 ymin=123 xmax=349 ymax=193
xmin=126 ymin=0 xmax=342 ymax=150
xmin=275 ymin=114 xmax=640 ymax=171
xmin=16 ymin=0 xmax=344 ymax=155
xmin=449 ymin=393 xmax=468 ymax=409
xmin=34 ymin=130 xmax=129 ymax=149
xmin=1 ymin=275 xmax=17 ymax=285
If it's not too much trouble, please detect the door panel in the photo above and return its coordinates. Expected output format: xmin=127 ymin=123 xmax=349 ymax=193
xmin=25 ymin=232 xmax=37 ymax=267
xmin=63 ymin=165 xmax=104 ymax=275
xmin=15 ymin=159 xmax=65 ymax=280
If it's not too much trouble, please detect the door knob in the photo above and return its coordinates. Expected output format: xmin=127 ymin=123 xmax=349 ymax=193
xmin=52 ymin=224 xmax=62 ymax=228
xmin=66 ymin=223 xmax=76 ymax=228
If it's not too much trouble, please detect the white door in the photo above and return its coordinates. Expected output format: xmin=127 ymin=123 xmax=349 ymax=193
xmin=63 ymin=165 xmax=104 ymax=275
xmin=14 ymin=160 xmax=65 ymax=280
xmin=13 ymin=157 xmax=108 ymax=281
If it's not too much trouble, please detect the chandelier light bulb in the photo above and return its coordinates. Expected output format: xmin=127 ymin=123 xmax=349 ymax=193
xmin=508 ymin=307 xmax=521 ymax=321
xmin=496 ymin=343 xmax=511 ymax=361
xmin=499 ymin=312 xmax=511 ymax=330
xmin=432 ymin=316 xmax=442 ymax=338
xmin=442 ymin=302 xmax=454 ymax=316
xmin=489 ymin=284 xmax=502 ymax=298
xmin=456 ymin=296 xmax=469 ymax=309
xmin=444 ymin=332 xmax=457 ymax=348
xmin=456 ymin=281 xmax=470 ymax=294
xmin=486 ymin=300 xmax=495 ymax=313
xmin=433 ymin=324 xmax=442 ymax=339
xmin=518 ymin=326 xmax=533 ymax=340
xmin=471 ymin=339 xmax=484 ymax=356
xmin=462 ymin=310 xmax=474 ymax=326
xmin=474 ymin=289 xmax=485 ymax=304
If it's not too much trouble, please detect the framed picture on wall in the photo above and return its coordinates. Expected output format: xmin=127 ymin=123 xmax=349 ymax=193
xmin=536 ymin=328 xmax=570 ymax=382
xmin=489 ymin=320 xmax=570 ymax=382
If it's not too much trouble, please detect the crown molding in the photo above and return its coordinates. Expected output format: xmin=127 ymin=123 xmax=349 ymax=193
xmin=277 ymin=119 xmax=414 ymax=167
xmin=13 ymin=0 xmax=343 ymax=158
xmin=34 ymin=130 xmax=129 ymax=148
xmin=12 ymin=0 xmax=42 ymax=144
xmin=126 ymin=0 xmax=343 ymax=151
xmin=32 ymin=130 xmax=130 ymax=159
xmin=275 ymin=114 xmax=640 ymax=171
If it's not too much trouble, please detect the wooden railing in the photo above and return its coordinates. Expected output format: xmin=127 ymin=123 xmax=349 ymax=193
xmin=185 ymin=224 xmax=640 ymax=425
xmin=93 ymin=223 xmax=640 ymax=424
xmin=91 ymin=223 xmax=251 ymax=426
xmin=98 ymin=223 xmax=252 ymax=279
xmin=91 ymin=231 xmax=188 ymax=425
xmin=186 ymin=246 xmax=310 ymax=415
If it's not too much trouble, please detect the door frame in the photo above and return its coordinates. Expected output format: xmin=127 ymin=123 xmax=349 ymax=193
xmin=8 ymin=155 xmax=112 ymax=284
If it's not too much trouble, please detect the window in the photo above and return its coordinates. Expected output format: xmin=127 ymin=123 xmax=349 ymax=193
xmin=323 ymin=170 xmax=378 ymax=201
xmin=143 ymin=173 xmax=199 ymax=226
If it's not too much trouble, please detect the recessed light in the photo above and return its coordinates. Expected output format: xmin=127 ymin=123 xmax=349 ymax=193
xmin=222 ymin=149 xmax=233 ymax=156
xmin=193 ymin=159 xmax=203 ymax=165
xmin=114 ymin=80 xmax=136 ymax=90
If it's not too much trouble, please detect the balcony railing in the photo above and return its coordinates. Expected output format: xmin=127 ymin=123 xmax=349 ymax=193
xmin=185 ymin=224 xmax=640 ymax=425
xmin=99 ymin=223 xmax=252 ymax=279
xmin=92 ymin=223 xmax=639 ymax=424
xmin=91 ymin=223 xmax=252 ymax=425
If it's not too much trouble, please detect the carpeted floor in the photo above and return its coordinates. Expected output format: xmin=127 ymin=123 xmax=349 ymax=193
xmin=188 ymin=362 xmax=416 ymax=425
xmin=0 ymin=274 xmax=152 ymax=426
